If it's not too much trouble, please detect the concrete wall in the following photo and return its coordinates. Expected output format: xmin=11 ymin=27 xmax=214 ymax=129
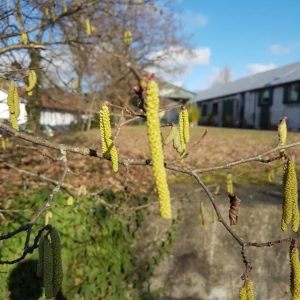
xmin=139 ymin=184 xmax=293 ymax=300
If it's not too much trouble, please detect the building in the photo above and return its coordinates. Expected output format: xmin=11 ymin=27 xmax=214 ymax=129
xmin=0 ymin=87 xmax=90 ymax=127
xmin=195 ymin=61 xmax=300 ymax=131
xmin=158 ymin=81 xmax=196 ymax=123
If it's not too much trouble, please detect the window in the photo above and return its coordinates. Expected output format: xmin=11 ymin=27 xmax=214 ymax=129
xmin=212 ymin=103 xmax=218 ymax=115
xmin=286 ymin=83 xmax=299 ymax=103
xmin=202 ymin=104 xmax=208 ymax=116
xmin=259 ymin=89 xmax=272 ymax=105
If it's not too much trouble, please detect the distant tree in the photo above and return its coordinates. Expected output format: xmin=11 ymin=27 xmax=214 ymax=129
xmin=211 ymin=65 xmax=232 ymax=87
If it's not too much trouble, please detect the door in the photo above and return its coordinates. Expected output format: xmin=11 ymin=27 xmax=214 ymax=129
xmin=222 ymin=100 xmax=234 ymax=127
xmin=259 ymin=106 xmax=270 ymax=130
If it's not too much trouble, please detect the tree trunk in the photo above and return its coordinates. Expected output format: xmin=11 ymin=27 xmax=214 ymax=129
xmin=25 ymin=49 xmax=42 ymax=133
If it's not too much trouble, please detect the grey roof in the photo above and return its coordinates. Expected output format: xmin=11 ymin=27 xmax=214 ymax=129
xmin=195 ymin=61 xmax=300 ymax=102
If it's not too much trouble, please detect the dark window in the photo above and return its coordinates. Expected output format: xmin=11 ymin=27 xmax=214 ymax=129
xmin=212 ymin=103 xmax=218 ymax=115
xmin=202 ymin=104 xmax=207 ymax=116
xmin=260 ymin=89 xmax=272 ymax=105
xmin=286 ymin=83 xmax=299 ymax=103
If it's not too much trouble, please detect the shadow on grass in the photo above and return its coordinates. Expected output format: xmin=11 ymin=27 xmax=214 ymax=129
xmin=8 ymin=259 xmax=67 ymax=300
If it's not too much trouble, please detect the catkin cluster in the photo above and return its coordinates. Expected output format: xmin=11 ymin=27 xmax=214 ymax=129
xmin=37 ymin=228 xmax=63 ymax=299
xmin=99 ymin=104 xmax=118 ymax=172
xmin=146 ymin=80 xmax=171 ymax=219
xmin=281 ymin=159 xmax=299 ymax=232
xmin=26 ymin=70 xmax=37 ymax=96
xmin=7 ymin=80 xmax=20 ymax=130
xmin=239 ymin=280 xmax=255 ymax=300
xmin=178 ymin=107 xmax=190 ymax=158
xmin=290 ymin=243 xmax=300 ymax=299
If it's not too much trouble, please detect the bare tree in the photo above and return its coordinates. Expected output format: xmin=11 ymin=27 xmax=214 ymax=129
xmin=211 ymin=65 xmax=232 ymax=87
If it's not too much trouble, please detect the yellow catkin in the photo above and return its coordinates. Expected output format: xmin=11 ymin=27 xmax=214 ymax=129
xmin=226 ymin=173 xmax=233 ymax=194
xmin=245 ymin=280 xmax=255 ymax=300
xmin=86 ymin=18 xmax=91 ymax=36
xmin=239 ymin=286 xmax=247 ymax=300
xmin=282 ymin=160 xmax=298 ymax=231
xmin=182 ymin=108 xmax=190 ymax=143
xmin=43 ymin=238 xmax=54 ymax=299
xmin=109 ymin=144 xmax=119 ymax=173
xmin=36 ymin=236 xmax=45 ymax=278
xmin=164 ymin=125 xmax=177 ymax=145
xmin=7 ymin=80 xmax=19 ymax=130
xmin=7 ymin=80 xmax=15 ymax=114
xmin=99 ymin=105 xmax=118 ymax=172
xmin=26 ymin=70 xmax=37 ymax=94
xmin=99 ymin=108 xmax=108 ymax=156
xmin=137 ymin=0 xmax=143 ymax=4
xmin=146 ymin=81 xmax=171 ymax=219
xmin=50 ymin=228 xmax=63 ymax=297
xmin=21 ymin=32 xmax=28 ymax=44
xmin=10 ymin=115 xmax=19 ymax=130
xmin=14 ymin=88 xmax=20 ymax=118
xmin=291 ymin=247 xmax=300 ymax=298
xmin=124 ymin=29 xmax=133 ymax=45
xmin=278 ymin=117 xmax=287 ymax=157
xmin=178 ymin=110 xmax=186 ymax=154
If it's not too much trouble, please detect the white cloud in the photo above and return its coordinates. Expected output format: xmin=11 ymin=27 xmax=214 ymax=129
xmin=247 ymin=63 xmax=276 ymax=75
xmin=146 ymin=46 xmax=211 ymax=84
xmin=147 ymin=46 xmax=210 ymax=72
xmin=269 ymin=44 xmax=290 ymax=55
xmin=181 ymin=11 xmax=208 ymax=28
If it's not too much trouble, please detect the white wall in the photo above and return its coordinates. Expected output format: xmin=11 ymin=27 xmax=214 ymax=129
xmin=0 ymin=89 xmax=77 ymax=126
xmin=40 ymin=110 xmax=77 ymax=126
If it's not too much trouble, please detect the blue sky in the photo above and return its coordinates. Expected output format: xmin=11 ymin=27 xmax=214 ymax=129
xmin=165 ymin=0 xmax=300 ymax=92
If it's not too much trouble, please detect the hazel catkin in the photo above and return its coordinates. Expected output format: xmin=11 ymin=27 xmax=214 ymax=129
xmin=282 ymin=159 xmax=298 ymax=232
xmin=99 ymin=104 xmax=119 ymax=172
xmin=43 ymin=237 xmax=54 ymax=299
xmin=146 ymin=80 xmax=171 ymax=219
xmin=50 ymin=228 xmax=63 ymax=296
xmin=290 ymin=246 xmax=300 ymax=298
xmin=36 ymin=236 xmax=45 ymax=278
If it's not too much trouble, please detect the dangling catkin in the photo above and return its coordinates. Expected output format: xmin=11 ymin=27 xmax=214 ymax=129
xmin=50 ymin=228 xmax=63 ymax=297
xmin=43 ymin=237 xmax=54 ymax=299
xmin=178 ymin=109 xmax=186 ymax=155
xmin=86 ymin=18 xmax=91 ymax=36
xmin=182 ymin=108 xmax=190 ymax=143
xmin=282 ymin=159 xmax=298 ymax=232
xmin=245 ymin=280 xmax=255 ymax=300
xmin=26 ymin=70 xmax=37 ymax=95
xmin=7 ymin=80 xmax=19 ymax=130
xmin=146 ymin=80 xmax=171 ymax=219
xmin=278 ymin=117 xmax=287 ymax=157
xmin=36 ymin=236 xmax=45 ymax=278
xmin=239 ymin=286 xmax=247 ymax=300
xmin=290 ymin=244 xmax=300 ymax=298
xmin=99 ymin=104 xmax=118 ymax=172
